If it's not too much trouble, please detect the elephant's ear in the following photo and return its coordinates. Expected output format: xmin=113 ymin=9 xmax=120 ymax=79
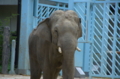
xmin=38 ymin=18 xmax=51 ymax=42
xmin=77 ymin=18 xmax=82 ymax=38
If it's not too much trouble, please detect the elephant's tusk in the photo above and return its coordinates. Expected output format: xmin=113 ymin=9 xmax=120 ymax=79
xmin=76 ymin=47 xmax=81 ymax=52
xmin=58 ymin=47 xmax=62 ymax=53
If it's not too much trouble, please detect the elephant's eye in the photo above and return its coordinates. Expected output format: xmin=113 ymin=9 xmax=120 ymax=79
xmin=53 ymin=29 xmax=58 ymax=37
xmin=52 ymin=28 xmax=58 ymax=45
xmin=53 ymin=27 xmax=58 ymax=37
xmin=54 ymin=27 xmax=58 ymax=33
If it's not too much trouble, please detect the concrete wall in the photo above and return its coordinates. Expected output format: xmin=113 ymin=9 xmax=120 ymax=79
xmin=39 ymin=0 xmax=56 ymax=5
xmin=0 ymin=0 xmax=18 ymax=5
xmin=0 ymin=5 xmax=18 ymax=32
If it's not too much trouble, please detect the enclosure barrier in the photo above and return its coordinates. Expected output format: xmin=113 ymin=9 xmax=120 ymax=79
xmin=89 ymin=1 xmax=120 ymax=79
xmin=35 ymin=0 xmax=120 ymax=79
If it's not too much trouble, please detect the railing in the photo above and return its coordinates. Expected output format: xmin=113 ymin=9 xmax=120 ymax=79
xmin=73 ymin=0 xmax=120 ymax=78
xmin=89 ymin=1 xmax=120 ymax=79
xmin=35 ymin=0 xmax=120 ymax=78
xmin=37 ymin=3 xmax=68 ymax=23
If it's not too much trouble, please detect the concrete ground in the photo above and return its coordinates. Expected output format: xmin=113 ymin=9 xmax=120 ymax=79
xmin=0 ymin=74 xmax=118 ymax=79
xmin=0 ymin=74 xmax=84 ymax=79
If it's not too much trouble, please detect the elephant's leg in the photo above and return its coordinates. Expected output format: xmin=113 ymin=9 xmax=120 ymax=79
xmin=43 ymin=66 xmax=61 ymax=79
xmin=52 ymin=68 xmax=61 ymax=79
xmin=43 ymin=67 xmax=51 ymax=79
xmin=30 ymin=58 xmax=42 ymax=79
xmin=43 ymin=63 xmax=61 ymax=78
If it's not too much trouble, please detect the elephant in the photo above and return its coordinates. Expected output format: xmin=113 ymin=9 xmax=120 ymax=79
xmin=29 ymin=10 xmax=82 ymax=79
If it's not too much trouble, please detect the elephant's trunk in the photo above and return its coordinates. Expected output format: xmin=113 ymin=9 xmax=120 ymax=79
xmin=62 ymin=50 xmax=75 ymax=79
xmin=58 ymin=33 xmax=78 ymax=79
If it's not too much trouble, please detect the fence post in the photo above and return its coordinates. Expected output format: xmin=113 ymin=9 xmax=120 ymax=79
xmin=33 ymin=0 xmax=39 ymax=29
xmin=68 ymin=0 xmax=74 ymax=10
xmin=2 ymin=26 xmax=10 ymax=74
xmin=9 ymin=40 xmax=16 ymax=74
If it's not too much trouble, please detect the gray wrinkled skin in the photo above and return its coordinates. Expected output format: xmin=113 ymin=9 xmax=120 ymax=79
xmin=29 ymin=10 xmax=82 ymax=79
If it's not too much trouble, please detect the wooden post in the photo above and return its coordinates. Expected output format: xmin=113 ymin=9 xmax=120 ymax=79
xmin=2 ymin=26 xmax=10 ymax=74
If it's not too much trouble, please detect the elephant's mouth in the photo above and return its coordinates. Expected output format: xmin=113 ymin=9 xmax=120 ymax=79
xmin=58 ymin=46 xmax=81 ymax=53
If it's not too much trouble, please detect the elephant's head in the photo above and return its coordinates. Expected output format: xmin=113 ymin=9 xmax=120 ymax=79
xmin=39 ymin=10 xmax=82 ymax=51
xmin=38 ymin=10 xmax=82 ymax=78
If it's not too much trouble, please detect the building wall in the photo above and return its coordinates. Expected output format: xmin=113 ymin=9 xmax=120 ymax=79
xmin=39 ymin=0 xmax=56 ymax=5
xmin=0 ymin=0 xmax=18 ymax=5
xmin=0 ymin=5 xmax=18 ymax=32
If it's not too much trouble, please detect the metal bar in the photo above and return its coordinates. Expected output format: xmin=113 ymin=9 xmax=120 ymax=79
xmin=74 ymin=0 xmax=91 ymax=3
xmin=92 ymin=1 xmax=120 ymax=3
xmin=93 ymin=37 xmax=102 ymax=49
xmin=89 ymin=3 xmax=95 ymax=79
xmin=34 ymin=0 xmax=38 ymax=17
xmin=50 ymin=0 xmax=68 ymax=3
xmin=68 ymin=0 xmax=74 ymax=10
xmin=78 ymin=41 xmax=91 ymax=43
xmin=112 ymin=2 xmax=118 ymax=78
xmin=40 ymin=6 xmax=44 ymax=22
xmin=95 ymin=5 xmax=104 ymax=17
xmin=85 ymin=2 xmax=90 ymax=42
xmin=62 ymin=3 xmax=66 ymax=11
xmin=76 ymin=3 xmax=85 ymax=13
xmin=33 ymin=0 xmax=39 ymax=29
xmin=100 ymin=2 xmax=105 ymax=76
xmin=47 ymin=7 xmax=49 ymax=17
xmin=91 ymin=58 xmax=101 ymax=73
xmin=104 ymin=37 xmax=113 ymax=51
xmin=103 ymin=2 xmax=109 ymax=76
xmin=90 ymin=74 xmax=120 ymax=78
xmin=38 ymin=3 xmax=68 ymax=9
xmin=93 ymin=45 xmax=101 ymax=54
xmin=74 ymin=0 xmax=120 ymax=3
xmin=92 ymin=52 xmax=101 ymax=63
xmin=42 ymin=6 xmax=48 ymax=17
xmin=105 ymin=12 xmax=114 ymax=23
xmin=56 ymin=3 xmax=60 ymax=10
xmin=74 ymin=6 xmax=85 ymax=21
xmin=94 ymin=12 xmax=103 ymax=23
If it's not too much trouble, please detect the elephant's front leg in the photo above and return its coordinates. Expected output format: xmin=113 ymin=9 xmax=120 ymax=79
xmin=43 ymin=59 xmax=52 ymax=79
xmin=43 ymin=67 xmax=51 ymax=79
xmin=29 ymin=58 xmax=42 ymax=79
xmin=43 ymin=66 xmax=61 ymax=79
xmin=51 ymin=68 xmax=61 ymax=79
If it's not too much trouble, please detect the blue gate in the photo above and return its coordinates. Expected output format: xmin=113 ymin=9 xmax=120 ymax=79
xmin=33 ymin=1 xmax=68 ymax=29
xmin=89 ymin=1 xmax=120 ymax=79
xmin=33 ymin=0 xmax=120 ymax=78
xmin=73 ymin=0 xmax=120 ymax=78
xmin=37 ymin=3 xmax=68 ymax=22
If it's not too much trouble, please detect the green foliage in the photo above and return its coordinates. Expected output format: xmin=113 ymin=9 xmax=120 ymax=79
xmin=0 ymin=13 xmax=18 ymax=73
xmin=0 ymin=20 xmax=2 ymax=26
xmin=3 ymin=14 xmax=19 ymax=26
xmin=0 ymin=22 xmax=3 ymax=73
